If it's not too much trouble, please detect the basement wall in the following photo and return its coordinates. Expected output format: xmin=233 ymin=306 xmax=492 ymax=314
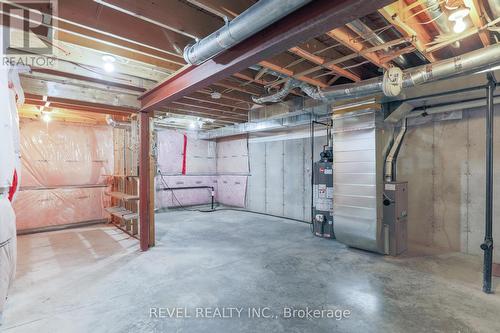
xmin=246 ymin=128 xmax=327 ymax=221
xmin=14 ymin=120 xmax=113 ymax=231
xmin=155 ymin=130 xmax=248 ymax=209
xmin=397 ymin=106 xmax=500 ymax=261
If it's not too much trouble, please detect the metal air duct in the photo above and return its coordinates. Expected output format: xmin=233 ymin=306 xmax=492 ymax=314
xmin=304 ymin=42 xmax=500 ymax=102
xmin=346 ymin=19 xmax=409 ymax=68
xmin=106 ymin=115 xmax=131 ymax=129
xmin=183 ymin=0 xmax=313 ymax=65
xmin=252 ymin=79 xmax=305 ymax=104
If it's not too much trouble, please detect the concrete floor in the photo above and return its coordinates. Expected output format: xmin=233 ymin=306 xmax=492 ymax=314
xmin=3 ymin=210 xmax=500 ymax=333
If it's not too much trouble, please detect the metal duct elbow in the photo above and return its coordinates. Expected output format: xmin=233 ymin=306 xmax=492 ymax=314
xmin=106 ymin=115 xmax=130 ymax=129
xmin=301 ymin=77 xmax=383 ymax=102
xmin=252 ymin=79 xmax=304 ymax=104
xmin=183 ymin=0 xmax=313 ymax=65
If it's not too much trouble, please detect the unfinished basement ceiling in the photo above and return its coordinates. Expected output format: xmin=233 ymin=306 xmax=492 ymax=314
xmin=4 ymin=0 xmax=497 ymax=128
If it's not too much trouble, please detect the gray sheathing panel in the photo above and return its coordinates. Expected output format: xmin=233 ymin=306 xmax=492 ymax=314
xmin=432 ymin=118 xmax=467 ymax=252
xmin=284 ymin=138 xmax=305 ymax=220
xmin=397 ymin=123 xmax=435 ymax=247
xmin=302 ymin=137 xmax=313 ymax=222
xmin=397 ymin=106 xmax=500 ymax=262
xmin=265 ymin=140 xmax=285 ymax=216
xmin=247 ymin=142 xmax=266 ymax=212
xmin=246 ymin=127 xmax=327 ymax=222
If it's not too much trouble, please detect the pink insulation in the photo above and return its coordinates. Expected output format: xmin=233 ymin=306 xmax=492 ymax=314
xmin=156 ymin=129 xmax=184 ymax=174
xmin=15 ymin=121 xmax=113 ymax=231
xmin=155 ymin=130 xmax=248 ymax=209
xmin=216 ymin=136 xmax=249 ymax=174
xmin=19 ymin=120 xmax=113 ymax=187
xmin=155 ymin=176 xmax=217 ymax=209
xmin=216 ymin=176 xmax=247 ymax=207
xmin=13 ymin=187 xmax=110 ymax=230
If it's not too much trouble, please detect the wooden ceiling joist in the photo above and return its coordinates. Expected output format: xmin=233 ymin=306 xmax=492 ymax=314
xmin=379 ymin=4 xmax=436 ymax=62
xmin=259 ymin=60 xmax=328 ymax=87
xmin=463 ymin=0 xmax=490 ymax=47
xmin=288 ymin=46 xmax=361 ymax=82
xmin=326 ymin=27 xmax=389 ymax=69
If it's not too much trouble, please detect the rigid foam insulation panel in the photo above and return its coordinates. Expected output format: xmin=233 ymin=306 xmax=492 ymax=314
xmin=397 ymin=107 xmax=500 ymax=262
xmin=15 ymin=120 xmax=113 ymax=231
xmin=246 ymin=128 xmax=326 ymax=221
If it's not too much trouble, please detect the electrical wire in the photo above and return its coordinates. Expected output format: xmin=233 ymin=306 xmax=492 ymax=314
xmin=157 ymin=171 xmax=215 ymax=213
xmin=158 ymin=171 xmax=313 ymax=227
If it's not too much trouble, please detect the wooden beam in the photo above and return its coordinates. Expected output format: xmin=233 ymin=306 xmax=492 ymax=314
xmin=379 ymin=4 xmax=436 ymax=62
xmin=139 ymin=0 xmax=394 ymax=111
xmin=288 ymin=46 xmax=361 ymax=82
xmin=326 ymin=27 xmax=389 ymax=69
xmin=463 ymin=0 xmax=490 ymax=47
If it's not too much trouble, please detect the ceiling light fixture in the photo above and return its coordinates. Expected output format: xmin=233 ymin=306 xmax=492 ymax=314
xmin=41 ymin=112 xmax=51 ymax=123
xmin=102 ymin=54 xmax=116 ymax=73
xmin=211 ymin=92 xmax=222 ymax=99
xmin=448 ymin=5 xmax=470 ymax=34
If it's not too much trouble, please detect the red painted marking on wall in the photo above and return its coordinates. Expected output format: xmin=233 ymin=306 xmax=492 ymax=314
xmin=182 ymin=134 xmax=187 ymax=175
xmin=8 ymin=169 xmax=18 ymax=202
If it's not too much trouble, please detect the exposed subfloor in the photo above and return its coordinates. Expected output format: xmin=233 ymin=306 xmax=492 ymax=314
xmin=3 ymin=210 xmax=500 ymax=333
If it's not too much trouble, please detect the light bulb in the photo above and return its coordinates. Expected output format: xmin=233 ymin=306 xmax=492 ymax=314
xmin=42 ymin=113 xmax=51 ymax=122
xmin=103 ymin=62 xmax=115 ymax=73
xmin=453 ymin=18 xmax=466 ymax=33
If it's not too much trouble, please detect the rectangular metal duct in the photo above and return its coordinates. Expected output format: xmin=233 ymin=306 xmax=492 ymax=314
xmin=332 ymin=109 xmax=393 ymax=253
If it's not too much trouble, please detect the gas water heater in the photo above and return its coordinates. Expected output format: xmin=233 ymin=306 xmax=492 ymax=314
xmin=312 ymin=146 xmax=334 ymax=239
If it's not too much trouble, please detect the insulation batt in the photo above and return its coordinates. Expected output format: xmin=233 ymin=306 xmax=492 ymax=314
xmin=0 ymin=67 xmax=21 ymax=323
xmin=14 ymin=122 xmax=113 ymax=230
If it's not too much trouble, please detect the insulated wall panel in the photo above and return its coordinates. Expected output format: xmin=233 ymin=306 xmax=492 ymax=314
xmin=246 ymin=128 xmax=327 ymax=222
xmin=14 ymin=187 xmax=109 ymax=231
xmin=246 ymin=142 xmax=266 ymax=212
xmin=217 ymin=176 xmax=247 ymax=207
xmin=20 ymin=121 xmax=113 ymax=187
xmin=217 ymin=135 xmax=249 ymax=174
xmin=186 ymin=135 xmax=216 ymax=174
xmin=155 ymin=176 xmax=217 ymax=209
xmin=265 ymin=140 xmax=285 ymax=216
xmin=284 ymin=138 xmax=305 ymax=220
xmin=156 ymin=129 xmax=184 ymax=174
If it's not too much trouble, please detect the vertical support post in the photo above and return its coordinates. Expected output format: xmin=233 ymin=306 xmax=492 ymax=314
xmin=149 ymin=117 xmax=156 ymax=247
xmin=481 ymin=73 xmax=496 ymax=293
xmin=139 ymin=112 xmax=151 ymax=252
